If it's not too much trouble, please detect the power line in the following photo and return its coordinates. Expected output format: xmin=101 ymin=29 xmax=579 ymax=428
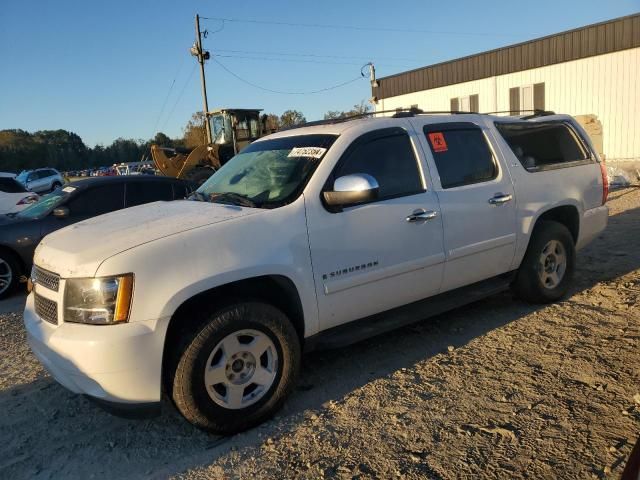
xmin=160 ymin=64 xmax=197 ymax=132
xmin=214 ymin=48 xmax=418 ymax=62
xmin=152 ymin=55 xmax=186 ymax=136
xmin=212 ymin=58 xmax=365 ymax=95
xmin=201 ymin=16 xmax=522 ymax=37
xmin=214 ymin=54 xmax=411 ymax=68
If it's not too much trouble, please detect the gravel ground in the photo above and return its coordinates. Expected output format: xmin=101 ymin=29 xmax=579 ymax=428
xmin=0 ymin=188 xmax=638 ymax=479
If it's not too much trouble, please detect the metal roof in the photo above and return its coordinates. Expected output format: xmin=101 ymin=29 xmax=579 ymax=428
xmin=373 ymin=13 xmax=640 ymax=100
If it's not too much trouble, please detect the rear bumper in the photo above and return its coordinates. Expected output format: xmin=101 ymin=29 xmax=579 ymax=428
xmin=576 ymin=205 xmax=609 ymax=250
xmin=24 ymin=293 xmax=169 ymax=406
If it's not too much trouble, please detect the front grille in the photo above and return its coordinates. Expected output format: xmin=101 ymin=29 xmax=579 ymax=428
xmin=35 ymin=293 xmax=58 ymax=325
xmin=32 ymin=266 xmax=60 ymax=292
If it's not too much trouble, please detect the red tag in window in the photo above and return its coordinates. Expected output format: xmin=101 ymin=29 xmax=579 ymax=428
xmin=428 ymin=132 xmax=448 ymax=152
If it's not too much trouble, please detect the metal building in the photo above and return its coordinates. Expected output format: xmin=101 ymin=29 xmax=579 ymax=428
xmin=372 ymin=14 xmax=640 ymax=164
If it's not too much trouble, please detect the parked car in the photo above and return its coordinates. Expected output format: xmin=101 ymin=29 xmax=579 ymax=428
xmin=0 ymin=173 xmax=39 ymax=215
xmin=0 ymin=175 xmax=195 ymax=299
xmin=15 ymin=168 xmax=64 ymax=193
xmin=24 ymin=112 xmax=608 ymax=434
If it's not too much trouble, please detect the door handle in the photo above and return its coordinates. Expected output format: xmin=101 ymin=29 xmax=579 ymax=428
xmin=488 ymin=193 xmax=513 ymax=205
xmin=406 ymin=209 xmax=438 ymax=222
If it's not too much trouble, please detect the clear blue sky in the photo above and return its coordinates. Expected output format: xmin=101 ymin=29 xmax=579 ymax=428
xmin=1 ymin=0 xmax=638 ymax=146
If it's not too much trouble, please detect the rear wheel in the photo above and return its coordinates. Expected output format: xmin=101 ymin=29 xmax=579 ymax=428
xmin=51 ymin=181 xmax=62 ymax=191
xmin=513 ymin=221 xmax=575 ymax=303
xmin=167 ymin=302 xmax=301 ymax=434
xmin=0 ymin=251 xmax=20 ymax=300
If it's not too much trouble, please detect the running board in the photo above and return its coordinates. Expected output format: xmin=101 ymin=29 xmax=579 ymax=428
xmin=304 ymin=272 xmax=515 ymax=352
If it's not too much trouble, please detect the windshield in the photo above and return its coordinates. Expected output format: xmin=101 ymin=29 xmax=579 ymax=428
xmin=211 ymin=114 xmax=231 ymax=144
xmin=16 ymin=171 xmax=30 ymax=183
xmin=195 ymin=134 xmax=338 ymax=208
xmin=15 ymin=187 xmax=70 ymax=219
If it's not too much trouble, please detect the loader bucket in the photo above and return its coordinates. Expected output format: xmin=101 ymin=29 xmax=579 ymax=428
xmin=150 ymin=145 xmax=188 ymax=178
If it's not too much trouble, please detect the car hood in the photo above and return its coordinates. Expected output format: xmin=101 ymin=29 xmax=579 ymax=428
xmin=34 ymin=200 xmax=262 ymax=277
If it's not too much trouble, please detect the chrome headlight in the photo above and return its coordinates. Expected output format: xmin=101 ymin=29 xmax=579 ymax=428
xmin=64 ymin=274 xmax=134 ymax=325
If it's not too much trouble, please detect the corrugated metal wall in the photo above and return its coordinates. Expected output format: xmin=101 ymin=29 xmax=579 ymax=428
xmin=374 ymin=14 xmax=640 ymax=100
xmin=377 ymin=48 xmax=640 ymax=162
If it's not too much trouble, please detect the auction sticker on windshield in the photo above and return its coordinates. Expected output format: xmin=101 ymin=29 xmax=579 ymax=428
xmin=288 ymin=147 xmax=327 ymax=159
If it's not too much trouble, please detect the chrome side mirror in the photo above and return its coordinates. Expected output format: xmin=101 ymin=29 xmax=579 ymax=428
xmin=323 ymin=173 xmax=379 ymax=208
xmin=52 ymin=206 xmax=69 ymax=219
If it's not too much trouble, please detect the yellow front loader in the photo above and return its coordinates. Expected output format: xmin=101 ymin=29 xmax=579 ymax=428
xmin=151 ymin=108 xmax=277 ymax=185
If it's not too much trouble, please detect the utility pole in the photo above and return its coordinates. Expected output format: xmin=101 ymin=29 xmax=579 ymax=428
xmin=192 ymin=14 xmax=212 ymax=144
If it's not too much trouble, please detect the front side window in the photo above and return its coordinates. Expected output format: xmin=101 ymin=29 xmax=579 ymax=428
xmin=196 ymin=134 xmax=338 ymax=208
xmin=334 ymin=131 xmax=423 ymax=200
xmin=424 ymin=124 xmax=497 ymax=189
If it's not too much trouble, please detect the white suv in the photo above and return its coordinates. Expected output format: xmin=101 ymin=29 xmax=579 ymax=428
xmin=24 ymin=112 xmax=609 ymax=433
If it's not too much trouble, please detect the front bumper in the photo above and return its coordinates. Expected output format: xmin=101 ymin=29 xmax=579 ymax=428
xmin=24 ymin=293 xmax=169 ymax=411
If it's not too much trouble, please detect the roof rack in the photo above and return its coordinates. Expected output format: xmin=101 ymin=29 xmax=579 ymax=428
xmin=481 ymin=109 xmax=556 ymax=119
xmin=281 ymin=107 xmax=475 ymax=131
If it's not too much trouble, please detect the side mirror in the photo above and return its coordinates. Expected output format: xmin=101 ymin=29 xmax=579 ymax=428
xmin=52 ymin=206 xmax=69 ymax=219
xmin=323 ymin=174 xmax=379 ymax=208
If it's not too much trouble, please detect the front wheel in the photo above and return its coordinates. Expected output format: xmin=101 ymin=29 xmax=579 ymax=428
xmin=512 ymin=220 xmax=575 ymax=303
xmin=167 ymin=302 xmax=301 ymax=434
xmin=0 ymin=251 xmax=20 ymax=300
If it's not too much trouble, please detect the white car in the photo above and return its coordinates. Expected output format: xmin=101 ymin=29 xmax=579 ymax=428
xmin=0 ymin=173 xmax=39 ymax=215
xmin=24 ymin=112 xmax=609 ymax=434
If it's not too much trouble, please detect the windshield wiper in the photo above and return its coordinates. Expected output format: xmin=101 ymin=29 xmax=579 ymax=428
xmin=209 ymin=192 xmax=257 ymax=208
xmin=188 ymin=191 xmax=207 ymax=202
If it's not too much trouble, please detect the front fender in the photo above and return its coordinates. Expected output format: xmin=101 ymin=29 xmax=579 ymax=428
xmin=95 ymin=200 xmax=319 ymax=337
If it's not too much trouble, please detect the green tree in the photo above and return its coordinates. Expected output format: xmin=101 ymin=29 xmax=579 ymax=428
xmin=153 ymin=132 xmax=173 ymax=147
xmin=280 ymin=110 xmax=306 ymax=128
xmin=264 ymin=113 xmax=281 ymax=132
xmin=323 ymin=100 xmax=371 ymax=120
xmin=183 ymin=112 xmax=207 ymax=148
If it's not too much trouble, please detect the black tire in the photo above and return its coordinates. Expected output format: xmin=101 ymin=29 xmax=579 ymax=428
xmin=167 ymin=302 xmax=301 ymax=434
xmin=513 ymin=220 xmax=575 ymax=303
xmin=185 ymin=167 xmax=215 ymax=186
xmin=51 ymin=182 xmax=62 ymax=191
xmin=0 ymin=250 xmax=21 ymax=300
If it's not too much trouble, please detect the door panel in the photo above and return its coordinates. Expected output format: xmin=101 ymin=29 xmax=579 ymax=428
xmin=415 ymin=121 xmax=517 ymax=292
xmin=306 ymin=194 xmax=445 ymax=330
xmin=305 ymin=127 xmax=445 ymax=331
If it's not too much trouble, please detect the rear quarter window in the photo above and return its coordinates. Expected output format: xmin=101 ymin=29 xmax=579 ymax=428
xmin=495 ymin=121 xmax=591 ymax=171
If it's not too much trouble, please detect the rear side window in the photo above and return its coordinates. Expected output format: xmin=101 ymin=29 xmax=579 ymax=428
xmin=126 ymin=181 xmax=174 ymax=207
xmin=67 ymin=184 xmax=125 ymax=216
xmin=0 ymin=178 xmax=27 ymax=193
xmin=423 ymin=124 xmax=497 ymax=189
xmin=335 ymin=130 xmax=423 ymax=200
xmin=495 ymin=121 xmax=590 ymax=171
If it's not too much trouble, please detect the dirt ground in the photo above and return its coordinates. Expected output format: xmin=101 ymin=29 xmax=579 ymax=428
xmin=1 ymin=188 xmax=638 ymax=480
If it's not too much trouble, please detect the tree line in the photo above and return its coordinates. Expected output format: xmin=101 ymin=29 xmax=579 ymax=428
xmin=0 ymin=103 xmax=370 ymax=173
